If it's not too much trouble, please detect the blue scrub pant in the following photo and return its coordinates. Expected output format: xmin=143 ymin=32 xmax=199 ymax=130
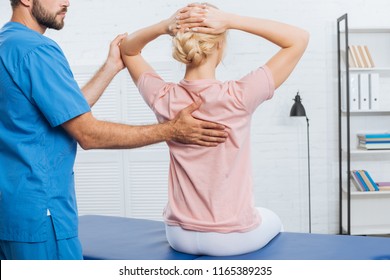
xmin=0 ymin=216 xmax=83 ymax=260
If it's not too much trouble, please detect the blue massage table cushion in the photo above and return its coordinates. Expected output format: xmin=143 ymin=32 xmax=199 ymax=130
xmin=78 ymin=215 xmax=390 ymax=260
xmin=79 ymin=215 xmax=195 ymax=260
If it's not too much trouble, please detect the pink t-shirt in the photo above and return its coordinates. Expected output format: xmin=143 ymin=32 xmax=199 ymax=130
xmin=137 ymin=66 xmax=275 ymax=233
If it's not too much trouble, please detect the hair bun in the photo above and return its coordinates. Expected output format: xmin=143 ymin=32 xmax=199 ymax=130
xmin=172 ymin=32 xmax=225 ymax=67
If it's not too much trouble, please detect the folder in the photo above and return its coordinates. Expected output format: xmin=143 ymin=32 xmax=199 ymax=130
xmin=369 ymin=73 xmax=380 ymax=110
xmin=359 ymin=73 xmax=370 ymax=110
xmin=349 ymin=73 xmax=359 ymax=111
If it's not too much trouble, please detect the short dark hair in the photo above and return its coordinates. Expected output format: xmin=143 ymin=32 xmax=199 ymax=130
xmin=10 ymin=0 xmax=21 ymax=8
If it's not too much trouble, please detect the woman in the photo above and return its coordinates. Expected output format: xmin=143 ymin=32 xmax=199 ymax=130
xmin=120 ymin=3 xmax=309 ymax=256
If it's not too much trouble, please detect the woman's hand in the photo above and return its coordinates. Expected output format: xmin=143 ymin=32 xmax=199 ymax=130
xmin=178 ymin=3 xmax=231 ymax=35
xmin=165 ymin=4 xmax=208 ymax=36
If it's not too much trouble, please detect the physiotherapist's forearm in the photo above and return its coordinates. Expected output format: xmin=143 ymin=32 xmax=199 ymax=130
xmin=62 ymin=112 xmax=172 ymax=150
xmin=82 ymin=34 xmax=126 ymax=107
xmin=81 ymin=62 xmax=120 ymax=107
xmin=78 ymin=120 xmax=172 ymax=150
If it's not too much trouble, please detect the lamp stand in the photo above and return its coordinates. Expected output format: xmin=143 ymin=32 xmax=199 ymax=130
xmin=306 ymin=116 xmax=311 ymax=233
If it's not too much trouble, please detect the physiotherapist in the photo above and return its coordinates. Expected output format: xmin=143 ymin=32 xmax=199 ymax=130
xmin=0 ymin=0 xmax=227 ymax=260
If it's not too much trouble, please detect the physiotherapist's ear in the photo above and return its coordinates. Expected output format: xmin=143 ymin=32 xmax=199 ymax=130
xmin=20 ymin=0 xmax=32 ymax=8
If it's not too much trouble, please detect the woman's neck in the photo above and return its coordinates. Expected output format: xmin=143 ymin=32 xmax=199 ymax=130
xmin=184 ymin=65 xmax=216 ymax=80
xmin=183 ymin=54 xmax=219 ymax=80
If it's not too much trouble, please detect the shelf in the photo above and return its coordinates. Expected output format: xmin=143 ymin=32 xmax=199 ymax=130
xmin=347 ymin=28 xmax=390 ymax=33
xmin=346 ymin=149 xmax=390 ymax=155
xmin=349 ymin=67 xmax=390 ymax=72
xmin=341 ymin=110 xmax=390 ymax=114
xmin=342 ymin=185 xmax=390 ymax=235
xmin=338 ymin=14 xmax=390 ymax=235
xmin=342 ymin=186 xmax=390 ymax=196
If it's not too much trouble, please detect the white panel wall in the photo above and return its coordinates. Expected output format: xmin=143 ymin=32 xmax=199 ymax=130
xmin=72 ymin=64 xmax=177 ymax=220
xmin=2 ymin=0 xmax=390 ymax=233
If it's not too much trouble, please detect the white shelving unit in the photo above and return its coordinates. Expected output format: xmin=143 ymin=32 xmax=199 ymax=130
xmin=341 ymin=188 xmax=390 ymax=235
xmin=337 ymin=14 xmax=390 ymax=235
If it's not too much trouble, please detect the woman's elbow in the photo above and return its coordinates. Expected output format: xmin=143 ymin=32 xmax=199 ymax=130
xmin=119 ymin=41 xmax=129 ymax=56
xmin=299 ymin=30 xmax=310 ymax=49
xmin=120 ymin=38 xmax=139 ymax=57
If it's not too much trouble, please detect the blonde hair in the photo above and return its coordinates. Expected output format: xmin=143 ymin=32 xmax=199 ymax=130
xmin=172 ymin=32 xmax=226 ymax=67
xmin=172 ymin=3 xmax=226 ymax=67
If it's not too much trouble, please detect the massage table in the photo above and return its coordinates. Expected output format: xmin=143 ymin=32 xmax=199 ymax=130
xmin=78 ymin=215 xmax=390 ymax=260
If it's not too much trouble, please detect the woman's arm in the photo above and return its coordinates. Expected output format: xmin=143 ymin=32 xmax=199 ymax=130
xmin=121 ymin=5 xmax=208 ymax=56
xmin=120 ymin=5 xmax=209 ymax=84
xmin=119 ymin=21 xmax=164 ymax=84
xmin=181 ymin=4 xmax=309 ymax=89
xmin=120 ymin=19 xmax=169 ymax=57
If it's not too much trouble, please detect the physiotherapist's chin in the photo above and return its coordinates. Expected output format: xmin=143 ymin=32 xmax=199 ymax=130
xmin=50 ymin=19 xmax=65 ymax=30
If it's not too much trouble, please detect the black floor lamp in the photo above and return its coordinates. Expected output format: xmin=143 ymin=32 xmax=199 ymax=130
xmin=290 ymin=91 xmax=311 ymax=233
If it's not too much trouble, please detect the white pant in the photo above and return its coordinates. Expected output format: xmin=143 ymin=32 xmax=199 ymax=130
xmin=165 ymin=207 xmax=283 ymax=256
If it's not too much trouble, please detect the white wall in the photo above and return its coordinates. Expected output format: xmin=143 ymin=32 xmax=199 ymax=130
xmin=1 ymin=0 xmax=390 ymax=234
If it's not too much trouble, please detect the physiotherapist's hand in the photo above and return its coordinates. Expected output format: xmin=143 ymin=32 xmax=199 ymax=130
xmin=105 ymin=33 xmax=128 ymax=73
xmin=169 ymin=100 xmax=228 ymax=147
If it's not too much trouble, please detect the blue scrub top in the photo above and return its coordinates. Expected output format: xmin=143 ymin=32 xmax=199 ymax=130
xmin=0 ymin=22 xmax=91 ymax=242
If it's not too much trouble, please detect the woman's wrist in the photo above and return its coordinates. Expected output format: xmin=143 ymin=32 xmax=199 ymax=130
xmin=225 ymin=13 xmax=241 ymax=31
xmin=159 ymin=19 xmax=173 ymax=36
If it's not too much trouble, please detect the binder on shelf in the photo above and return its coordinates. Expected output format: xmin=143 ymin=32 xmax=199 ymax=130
xmin=357 ymin=46 xmax=369 ymax=68
xmin=357 ymin=170 xmax=375 ymax=191
xmin=358 ymin=73 xmax=370 ymax=110
xmin=352 ymin=170 xmax=370 ymax=191
xmin=361 ymin=170 xmax=379 ymax=191
xmin=369 ymin=73 xmax=380 ymax=110
xmin=358 ymin=45 xmax=375 ymax=68
xmin=363 ymin=45 xmax=375 ymax=68
xmin=348 ymin=47 xmax=358 ymax=68
xmin=342 ymin=73 xmax=359 ymax=111
xmin=350 ymin=45 xmax=364 ymax=68
xmin=350 ymin=170 xmax=365 ymax=191
xmin=350 ymin=73 xmax=360 ymax=111
xmin=356 ymin=170 xmax=369 ymax=191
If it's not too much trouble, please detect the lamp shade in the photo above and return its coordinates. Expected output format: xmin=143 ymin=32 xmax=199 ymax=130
xmin=290 ymin=92 xmax=307 ymax=117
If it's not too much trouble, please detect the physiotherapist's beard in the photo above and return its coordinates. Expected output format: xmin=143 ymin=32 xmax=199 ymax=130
xmin=32 ymin=0 xmax=66 ymax=30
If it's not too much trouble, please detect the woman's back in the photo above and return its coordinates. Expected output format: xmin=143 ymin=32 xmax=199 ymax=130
xmin=137 ymin=65 xmax=275 ymax=233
